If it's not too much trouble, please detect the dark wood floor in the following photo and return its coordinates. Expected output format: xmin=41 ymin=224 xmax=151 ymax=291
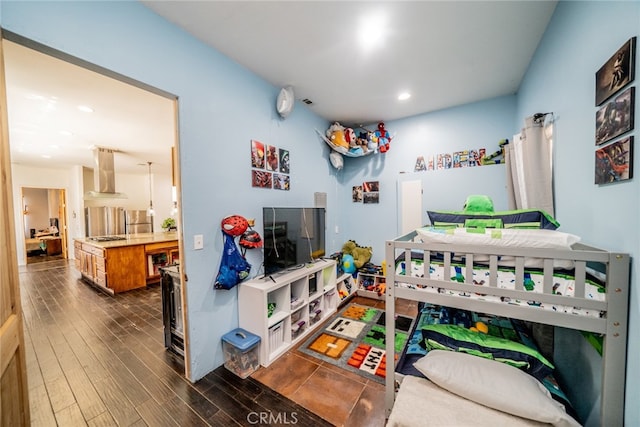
xmin=19 ymin=259 xmax=332 ymax=426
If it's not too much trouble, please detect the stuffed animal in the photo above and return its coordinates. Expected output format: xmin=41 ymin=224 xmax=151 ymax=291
xmin=374 ymin=122 xmax=391 ymax=153
xmin=356 ymin=131 xmax=370 ymax=153
xmin=344 ymin=127 xmax=364 ymax=155
xmin=341 ymin=240 xmax=373 ymax=269
xmin=341 ymin=254 xmax=356 ymax=274
xmin=326 ymin=122 xmax=349 ymax=149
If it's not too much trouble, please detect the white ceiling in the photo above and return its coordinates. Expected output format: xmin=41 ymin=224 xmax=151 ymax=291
xmin=4 ymin=1 xmax=557 ymax=174
xmin=4 ymin=40 xmax=176 ymax=175
xmin=143 ymin=1 xmax=557 ymax=124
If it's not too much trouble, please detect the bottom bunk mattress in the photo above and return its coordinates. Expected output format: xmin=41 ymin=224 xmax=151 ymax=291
xmin=387 ymin=375 xmax=550 ymax=426
xmin=396 ymin=302 xmax=574 ymax=412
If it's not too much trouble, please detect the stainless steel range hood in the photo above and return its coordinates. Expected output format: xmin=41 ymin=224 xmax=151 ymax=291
xmin=84 ymin=147 xmax=128 ymax=199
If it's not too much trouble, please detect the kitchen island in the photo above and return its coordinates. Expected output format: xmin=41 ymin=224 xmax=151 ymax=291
xmin=74 ymin=232 xmax=179 ymax=295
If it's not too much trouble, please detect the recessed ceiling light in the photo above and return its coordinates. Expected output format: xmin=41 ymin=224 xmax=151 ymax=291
xmin=77 ymin=105 xmax=94 ymax=113
xmin=50 ymin=145 xmax=60 ymax=150
xmin=398 ymin=92 xmax=411 ymax=101
xmin=59 ymin=130 xmax=73 ymax=136
xmin=358 ymin=13 xmax=387 ymax=51
xmin=41 ymin=154 xmax=51 ymax=159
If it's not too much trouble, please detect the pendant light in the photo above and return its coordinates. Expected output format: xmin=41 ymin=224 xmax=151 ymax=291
xmin=147 ymin=161 xmax=155 ymax=217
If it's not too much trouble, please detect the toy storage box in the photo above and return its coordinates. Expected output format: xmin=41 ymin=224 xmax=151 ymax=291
xmin=221 ymin=328 xmax=261 ymax=379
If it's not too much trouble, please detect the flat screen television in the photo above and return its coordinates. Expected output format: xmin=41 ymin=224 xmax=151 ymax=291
xmin=263 ymin=207 xmax=326 ymax=275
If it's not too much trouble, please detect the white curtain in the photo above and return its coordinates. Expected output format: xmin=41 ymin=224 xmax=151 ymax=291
xmin=505 ymin=115 xmax=555 ymax=217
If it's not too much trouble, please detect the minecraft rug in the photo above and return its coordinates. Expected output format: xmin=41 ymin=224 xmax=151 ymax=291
xmin=299 ymin=303 xmax=414 ymax=383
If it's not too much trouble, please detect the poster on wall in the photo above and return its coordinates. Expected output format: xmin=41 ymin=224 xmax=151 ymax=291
xmin=250 ymin=140 xmax=290 ymax=189
xmin=252 ymin=170 xmax=273 ymax=188
xmin=414 ymin=156 xmax=427 ymax=172
xmin=251 ymin=140 xmax=265 ymax=168
xmin=595 ymin=37 xmax=636 ymax=106
xmin=273 ymin=173 xmax=290 ymax=191
xmin=352 ymin=185 xmax=363 ymax=202
xmin=279 ymin=149 xmax=290 ymax=173
xmin=595 ymin=86 xmax=634 ymax=145
xmin=363 ymin=181 xmax=379 ymax=204
xmin=595 ymin=136 xmax=633 ymax=184
xmin=266 ymin=145 xmax=279 ymax=171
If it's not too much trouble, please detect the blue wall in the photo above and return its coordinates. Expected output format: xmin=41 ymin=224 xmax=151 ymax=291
xmin=340 ymin=95 xmax=516 ymax=261
xmin=516 ymin=2 xmax=639 ymax=425
xmin=1 ymin=1 xmax=334 ymax=380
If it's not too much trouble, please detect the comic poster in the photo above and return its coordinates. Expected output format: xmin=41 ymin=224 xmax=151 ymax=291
xmin=595 ymin=136 xmax=633 ymax=184
xmin=273 ymin=173 xmax=290 ymax=190
xmin=279 ymin=148 xmax=290 ymax=173
xmin=252 ymin=170 xmax=272 ymax=188
xmin=266 ymin=145 xmax=279 ymax=171
xmin=251 ymin=140 xmax=265 ymax=169
xmin=414 ymin=156 xmax=426 ymax=172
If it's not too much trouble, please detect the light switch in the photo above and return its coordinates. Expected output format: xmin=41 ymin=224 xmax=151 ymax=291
xmin=194 ymin=234 xmax=204 ymax=250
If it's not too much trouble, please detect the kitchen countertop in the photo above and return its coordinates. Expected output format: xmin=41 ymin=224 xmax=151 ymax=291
xmin=75 ymin=232 xmax=178 ymax=249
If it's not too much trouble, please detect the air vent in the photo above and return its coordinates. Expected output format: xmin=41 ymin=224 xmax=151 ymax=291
xmin=302 ymin=98 xmax=313 ymax=105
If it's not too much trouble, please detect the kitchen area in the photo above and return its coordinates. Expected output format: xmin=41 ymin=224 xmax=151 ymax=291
xmin=73 ymin=148 xmax=179 ymax=295
xmin=76 ymin=205 xmax=178 ymax=295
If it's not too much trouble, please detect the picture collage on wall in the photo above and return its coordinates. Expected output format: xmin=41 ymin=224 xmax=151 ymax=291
xmin=594 ymin=37 xmax=636 ymax=185
xmin=352 ymin=181 xmax=379 ymax=204
xmin=250 ymin=139 xmax=290 ymax=190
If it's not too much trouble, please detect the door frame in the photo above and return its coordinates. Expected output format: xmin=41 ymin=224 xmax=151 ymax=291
xmin=0 ymin=27 xmax=31 ymax=426
xmin=2 ymin=30 xmax=191 ymax=380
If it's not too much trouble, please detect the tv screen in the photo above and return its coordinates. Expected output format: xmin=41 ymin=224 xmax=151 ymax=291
xmin=263 ymin=207 xmax=326 ymax=275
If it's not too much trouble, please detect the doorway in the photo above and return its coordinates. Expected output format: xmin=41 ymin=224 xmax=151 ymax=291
xmin=22 ymin=186 xmax=67 ymax=264
xmin=3 ymin=32 xmax=190 ymax=378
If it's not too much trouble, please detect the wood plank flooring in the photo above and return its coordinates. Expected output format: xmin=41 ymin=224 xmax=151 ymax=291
xmin=19 ymin=260 xmax=332 ymax=426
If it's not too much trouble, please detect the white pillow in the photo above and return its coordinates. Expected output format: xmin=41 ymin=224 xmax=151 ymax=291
xmin=415 ymin=227 xmax=580 ymax=269
xmin=415 ymin=227 xmax=580 ymax=249
xmin=414 ymin=350 xmax=581 ymax=427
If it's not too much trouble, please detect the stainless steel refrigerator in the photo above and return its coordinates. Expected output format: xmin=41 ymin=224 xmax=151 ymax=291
xmin=85 ymin=207 xmax=126 ymax=237
xmin=125 ymin=210 xmax=153 ymax=234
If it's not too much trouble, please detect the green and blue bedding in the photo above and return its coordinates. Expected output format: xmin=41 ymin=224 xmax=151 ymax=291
xmin=395 ymin=254 xmax=606 ymax=318
xmin=396 ymin=302 xmax=575 ymax=413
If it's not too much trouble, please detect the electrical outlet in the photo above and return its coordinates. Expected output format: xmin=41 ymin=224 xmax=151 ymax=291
xmin=194 ymin=234 xmax=204 ymax=250
xmin=335 ymin=225 xmax=339 ymax=233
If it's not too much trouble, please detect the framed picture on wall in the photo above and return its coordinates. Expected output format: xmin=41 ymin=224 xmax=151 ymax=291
xmin=595 ymin=136 xmax=633 ymax=184
xmin=596 ymin=86 xmax=634 ymax=145
xmin=595 ymin=37 xmax=636 ymax=106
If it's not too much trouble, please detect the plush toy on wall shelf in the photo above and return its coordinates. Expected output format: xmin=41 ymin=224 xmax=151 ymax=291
xmin=316 ymin=121 xmax=395 ymax=170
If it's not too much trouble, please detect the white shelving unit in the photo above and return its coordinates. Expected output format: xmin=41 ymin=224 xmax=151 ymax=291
xmin=336 ymin=272 xmax=356 ymax=305
xmin=238 ymin=259 xmax=337 ymax=367
xmin=356 ymin=272 xmax=386 ymax=300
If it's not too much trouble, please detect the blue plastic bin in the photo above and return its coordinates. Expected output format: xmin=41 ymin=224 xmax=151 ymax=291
xmin=221 ymin=328 xmax=261 ymax=378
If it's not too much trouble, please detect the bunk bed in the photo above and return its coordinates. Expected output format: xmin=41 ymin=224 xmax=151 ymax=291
xmin=383 ymin=227 xmax=630 ymax=426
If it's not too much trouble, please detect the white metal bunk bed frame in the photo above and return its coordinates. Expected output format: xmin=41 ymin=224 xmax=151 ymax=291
xmin=384 ymin=230 xmax=630 ymax=426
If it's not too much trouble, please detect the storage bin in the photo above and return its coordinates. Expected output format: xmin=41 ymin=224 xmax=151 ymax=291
xmin=221 ymin=328 xmax=261 ymax=379
xmin=269 ymin=321 xmax=284 ymax=352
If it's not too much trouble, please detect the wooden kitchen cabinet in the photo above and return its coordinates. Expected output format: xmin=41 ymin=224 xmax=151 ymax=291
xmin=75 ymin=234 xmax=178 ymax=294
xmin=145 ymin=241 xmax=179 ymax=283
